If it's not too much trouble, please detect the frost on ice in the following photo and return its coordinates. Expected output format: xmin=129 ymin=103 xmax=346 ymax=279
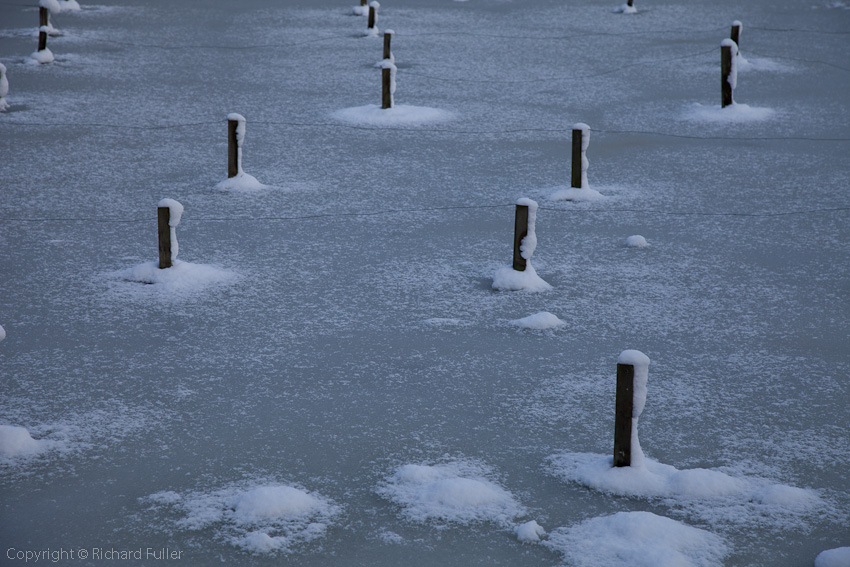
xmin=546 ymin=511 xmax=728 ymax=567
xmin=510 ymin=311 xmax=565 ymax=330
xmin=377 ymin=460 xmax=526 ymax=527
xmin=143 ymin=482 xmax=340 ymax=555
xmin=215 ymin=113 xmax=269 ymax=191
xmin=492 ymin=198 xmax=552 ymax=292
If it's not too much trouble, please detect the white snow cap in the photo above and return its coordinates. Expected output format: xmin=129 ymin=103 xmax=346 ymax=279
xmin=511 ymin=312 xmax=565 ymax=330
xmin=39 ymin=0 xmax=61 ymax=13
xmin=515 ymin=520 xmax=546 ymax=543
xmin=731 ymin=20 xmax=743 ymax=31
xmin=618 ymin=349 xmax=650 ymax=467
xmin=625 ymin=235 xmax=648 ymax=248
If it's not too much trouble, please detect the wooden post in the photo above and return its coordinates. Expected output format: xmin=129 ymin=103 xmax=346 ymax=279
xmin=731 ymin=21 xmax=742 ymax=47
xmin=613 ymin=363 xmax=634 ymax=467
xmin=570 ymin=128 xmax=583 ymax=189
xmin=37 ymin=7 xmax=48 ymax=51
xmin=721 ymin=42 xmax=734 ymax=108
xmin=227 ymin=118 xmax=239 ymax=178
xmin=627 ymin=0 xmax=634 ymax=6
xmin=382 ymin=67 xmax=392 ymax=109
xmin=383 ymin=30 xmax=393 ymax=60
xmin=368 ymin=4 xmax=376 ymax=31
xmin=360 ymin=0 xmax=367 ymax=5
xmin=512 ymin=204 xmax=529 ymax=272
xmin=157 ymin=206 xmax=172 ymax=269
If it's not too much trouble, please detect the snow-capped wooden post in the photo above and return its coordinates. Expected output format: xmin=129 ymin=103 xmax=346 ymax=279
xmin=613 ymin=350 xmax=650 ymax=468
xmin=613 ymin=362 xmax=634 ymax=467
xmin=512 ymin=203 xmax=529 ymax=272
xmin=367 ymin=2 xmax=377 ymax=32
xmin=157 ymin=199 xmax=184 ymax=269
xmin=627 ymin=0 xmax=634 ymax=7
xmin=730 ymin=20 xmax=742 ymax=48
xmin=721 ymin=39 xmax=736 ymax=108
xmin=37 ymin=7 xmax=49 ymax=52
xmin=571 ymin=123 xmax=590 ymax=189
xmin=227 ymin=114 xmax=241 ymax=179
xmin=383 ymin=29 xmax=393 ymax=61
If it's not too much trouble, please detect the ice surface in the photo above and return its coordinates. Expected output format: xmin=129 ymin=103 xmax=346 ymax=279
xmin=546 ymin=511 xmax=728 ymax=567
xmin=510 ymin=311 xmax=565 ymax=330
xmin=815 ymin=547 xmax=850 ymax=567
xmin=377 ymin=460 xmax=526 ymax=527
xmin=626 ymin=235 xmax=649 ymax=248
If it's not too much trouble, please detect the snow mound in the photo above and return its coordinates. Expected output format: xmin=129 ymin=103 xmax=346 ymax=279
xmin=215 ymin=172 xmax=269 ymax=192
xmin=546 ymin=511 xmax=728 ymax=567
xmin=28 ymin=47 xmax=54 ymax=65
xmin=0 ymin=425 xmax=46 ymax=458
xmin=626 ymin=235 xmax=649 ymax=248
xmin=115 ymin=260 xmax=237 ymax=293
xmin=683 ymin=102 xmax=774 ymax=123
xmin=511 ymin=311 xmax=565 ymax=330
xmin=144 ymin=482 xmax=340 ymax=555
xmin=515 ymin=520 xmax=546 ymax=543
xmin=492 ymin=263 xmax=552 ymax=292
xmin=550 ymin=186 xmax=604 ymax=202
xmin=331 ymin=104 xmax=455 ymax=127
xmin=816 ymin=547 xmax=850 ymax=567
xmin=548 ymin=452 xmax=823 ymax=527
xmin=377 ymin=460 xmax=525 ymax=527
xmin=0 ymin=324 xmax=5 ymax=342
xmin=614 ymin=3 xmax=638 ymax=14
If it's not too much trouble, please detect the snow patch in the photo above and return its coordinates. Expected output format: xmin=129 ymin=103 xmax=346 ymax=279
xmin=332 ymin=104 xmax=455 ymax=126
xmin=511 ymin=311 xmax=565 ymax=330
xmin=215 ymin=172 xmax=269 ymax=192
xmin=377 ymin=460 xmax=525 ymax=527
xmin=626 ymin=235 xmax=649 ymax=248
xmin=492 ymin=263 xmax=552 ymax=292
xmin=614 ymin=2 xmax=638 ymax=14
xmin=114 ymin=260 xmax=237 ymax=294
xmin=684 ymin=102 xmax=774 ymax=123
xmin=550 ymin=186 xmax=604 ymax=202
xmin=546 ymin=511 xmax=728 ymax=567
xmin=515 ymin=520 xmax=546 ymax=543
xmin=143 ymin=482 xmax=340 ymax=555
xmin=28 ymin=46 xmax=54 ymax=65
xmin=0 ymin=425 xmax=46 ymax=458
xmin=816 ymin=547 xmax=850 ymax=567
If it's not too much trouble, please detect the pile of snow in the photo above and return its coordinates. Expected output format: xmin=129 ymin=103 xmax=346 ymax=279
xmin=331 ymin=104 xmax=454 ymax=127
xmin=216 ymin=113 xmax=268 ymax=191
xmin=625 ymin=235 xmax=649 ymax=248
xmin=145 ymin=482 xmax=340 ymax=555
xmin=351 ymin=3 xmax=369 ymax=16
xmin=510 ymin=311 xmax=565 ymax=330
xmin=515 ymin=520 xmax=546 ymax=543
xmin=0 ymin=425 xmax=46 ymax=458
xmin=546 ymin=511 xmax=728 ymax=567
xmin=493 ymin=198 xmax=552 ymax=292
xmin=683 ymin=102 xmax=775 ymax=122
xmin=28 ymin=36 xmax=54 ymax=65
xmin=377 ymin=460 xmax=525 ymax=527
xmin=815 ymin=547 xmax=850 ymax=567
xmin=614 ymin=2 xmax=638 ymax=14
xmin=548 ymin=453 xmax=823 ymax=523
xmin=0 ymin=324 xmax=6 ymax=342
xmin=115 ymin=260 xmax=237 ymax=293
xmin=0 ymin=63 xmax=8 ymax=112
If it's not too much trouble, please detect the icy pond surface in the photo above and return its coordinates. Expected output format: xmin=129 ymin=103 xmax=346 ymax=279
xmin=1 ymin=0 xmax=849 ymax=565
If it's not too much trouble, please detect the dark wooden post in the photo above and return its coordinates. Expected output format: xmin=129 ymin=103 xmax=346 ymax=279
xmin=381 ymin=67 xmax=392 ymax=109
xmin=721 ymin=41 xmax=734 ymax=108
xmin=360 ymin=0 xmax=367 ymax=5
xmin=731 ymin=21 xmax=742 ymax=47
xmin=383 ymin=30 xmax=393 ymax=60
xmin=368 ymin=4 xmax=376 ymax=31
xmin=627 ymin=0 xmax=634 ymax=6
xmin=157 ymin=206 xmax=172 ymax=269
xmin=512 ymin=204 xmax=529 ymax=272
xmin=227 ymin=118 xmax=239 ymax=178
xmin=613 ymin=363 xmax=635 ymax=467
xmin=37 ymin=7 xmax=48 ymax=51
xmin=570 ymin=128 xmax=583 ymax=189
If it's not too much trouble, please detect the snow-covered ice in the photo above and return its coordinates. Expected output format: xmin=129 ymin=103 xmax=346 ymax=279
xmin=0 ymin=425 xmax=45 ymax=458
xmin=546 ymin=511 xmax=728 ymax=567
xmin=510 ymin=311 xmax=565 ymax=330
xmin=625 ymin=235 xmax=649 ymax=248
xmin=816 ymin=548 xmax=850 ymax=567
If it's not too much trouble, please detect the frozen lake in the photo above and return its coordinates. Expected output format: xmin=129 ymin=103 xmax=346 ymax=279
xmin=1 ymin=0 xmax=849 ymax=565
